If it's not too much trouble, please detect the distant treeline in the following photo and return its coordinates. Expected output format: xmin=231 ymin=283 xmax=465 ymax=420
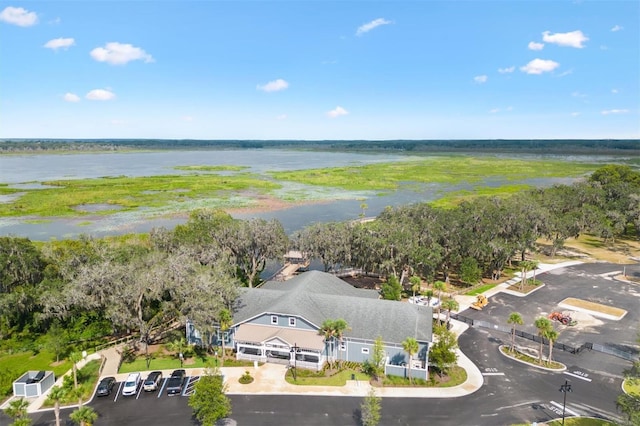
xmin=1 ymin=139 xmax=639 ymax=154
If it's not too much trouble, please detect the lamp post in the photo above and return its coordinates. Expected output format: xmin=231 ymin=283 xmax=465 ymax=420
xmin=559 ymin=379 xmax=572 ymax=425
xmin=290 ymin=343 xmax=299 ymax=381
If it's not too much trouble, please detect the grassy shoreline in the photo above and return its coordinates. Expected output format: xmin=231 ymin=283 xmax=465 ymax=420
xmin=0 ymin=156 xmax=602 ymax=219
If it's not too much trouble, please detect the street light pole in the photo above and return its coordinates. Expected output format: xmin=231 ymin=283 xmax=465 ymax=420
xmin=291 ymin=343 xmax=299 ymax=381
xmin=559 ymin=379 xmax=572 ymax=426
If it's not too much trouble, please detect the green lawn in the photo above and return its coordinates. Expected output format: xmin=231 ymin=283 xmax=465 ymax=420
xmin=285 ymin=369 xmax=369 ymax=386
xmin=465 ymin=284 xmax=497 ymax=296
xmin=499 ymin=346 xmax=565 ymax=370
xmin=623 ymin=378 xmax=640 ymax=395
xmin=42 ymin=360 xmax=101 ymax=407
xmin=0 ymin=350 xmax=73 ymax=398
xmin=547 ymin=418 xmax=617 ymax=426
xmin=119 ymin=356 xmax=254 ymax=373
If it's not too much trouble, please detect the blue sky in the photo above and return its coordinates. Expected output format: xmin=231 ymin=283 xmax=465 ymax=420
xmin=1 ymin=1 xmax=638 ymax=140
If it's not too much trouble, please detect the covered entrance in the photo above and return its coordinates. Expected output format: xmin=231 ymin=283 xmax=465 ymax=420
xmin=234 ymin=324 xmax=325 ymax=371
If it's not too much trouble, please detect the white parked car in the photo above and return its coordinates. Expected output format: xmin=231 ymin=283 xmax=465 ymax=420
xmin=408 ymin=296 xmax=440 ymax=307
xmin=122 ymin=372 xmax=141 ymax=396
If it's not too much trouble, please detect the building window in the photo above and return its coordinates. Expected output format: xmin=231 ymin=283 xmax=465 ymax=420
xmin=288 ymin=317 xmax=296 ymax=327
xmin=361 ymin=347 xmax=370 ymax=354
xmin=271 ymin=316 xmax=278 ymax=325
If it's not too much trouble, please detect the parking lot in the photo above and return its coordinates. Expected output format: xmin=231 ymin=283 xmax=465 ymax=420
xmin=462 ymin=262 xmax=640 ymax=355
xmin=94 ymin=373 xmax=200 ymax=405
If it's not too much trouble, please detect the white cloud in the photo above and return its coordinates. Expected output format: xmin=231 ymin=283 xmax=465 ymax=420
xmin=528 ymin=41 xmax=544 ymax=51
xmin=542 ymin=30 xmax=589 ymax=48
xmin=257 ymin=78 xmax=289 ymax=92
xmin=86 ymin=89 xmax=116 ymax=101
xmin=474 ymin=75 xmax=488 ymax=83
xmin=0 ymin=6 xmax=38 ymax=26
xmin=557 ymin=69 xmax=573 ymax=77
xmin=90 ymin=42 xmax=154 ymax=65
xmin=611 ymin=25 xmax=623 ymax=32
xmin=601 ymin=109 xmax=628 ymax=115
xmin=63 ymin=93 xmax=80 ymax=102
xmin=489 ymin=108 xmax=500 ymax=114
xmin=182 ymin=116 xmax=194 ymax=122
xmin=570 ymin=112 xmax=580 ymax=117
xmin=498 ymin=66 xmax=515 ymax=74
xmin=276 ymin=114 xmax=287 ymax=120
xmin=327 ymin=106 xmax=349 ymax=118
xmin=520 ymin=58 xmax=560 ymax=74
xmin=571 ymin=91 xmax=587 ymax=98
xmin=611 ymin=89 xmax=618 ymax=94
xmin=356 ymin=18 xmax=392 ymax=36
xmin=44 ymin=37 xmax=75 ymax=50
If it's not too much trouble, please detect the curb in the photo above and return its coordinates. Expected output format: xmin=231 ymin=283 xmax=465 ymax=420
xmin=498 ymin=345 xmax=566 ymax=372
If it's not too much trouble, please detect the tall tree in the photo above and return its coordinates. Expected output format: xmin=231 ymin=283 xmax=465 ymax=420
xmin=429 ymin=324 xmax=458 ymax=376
xmin=402 ymin=337 xmax=419 ymax=385
xmin=188 ymin=367 xmax=231 ymax=426
xmin=46 ymin=385 xmax=66 ymax=426
xmin=69 ymin=351 xmax=82 ymax=389
xmin=534 ymin=317 xmax=552 ymax=365
xmin=217 ymin=309 xmax=233 ymax=361
xmin=69 ymin=406 xmax=97 ymax=426
xmin=5 ymin=398 xmax=30 ymax=424
xmin=360 ymin=388 xmax=381 ymax=426
xmin=319 ymin=319 xmax=337 ymax=369
xmin=432 ymin=281 xmax=446 ymax=324
xmin=507 ymin=312 xmax=523 ymax=353
xmin=441 ymin=298 xmax=459 ymax=325
xmin=369 ymin=336 xmax=386 ymax=382
xmin=543 ymin=327 xmax=558 ymax=365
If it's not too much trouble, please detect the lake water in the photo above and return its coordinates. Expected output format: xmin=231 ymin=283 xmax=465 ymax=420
xmin=0 ymin=149 xmax=622 ymax=240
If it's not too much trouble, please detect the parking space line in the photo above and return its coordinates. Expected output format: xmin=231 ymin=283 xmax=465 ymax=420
xmin=136 ymin=382 xmax=144 ymax=399
xmin=114 ymin=382 xmax=123 ymax=402
xmin=158 ymin=378 xmax=168 ymax=398
xmin=182 ymin=376 xmax=192 ymax=396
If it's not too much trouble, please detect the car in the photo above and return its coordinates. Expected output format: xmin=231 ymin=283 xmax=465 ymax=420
xmin=121 ymin=372 xmax=141 ymax=396
xmin=143 ymin=371 xmax=163 ymax=392
xmin=96 ymin=376 xmax=116 ymax=397
xmin=166 ymin=369 xmax=186 ymax=395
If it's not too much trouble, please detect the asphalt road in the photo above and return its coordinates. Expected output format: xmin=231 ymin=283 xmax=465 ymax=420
xmin=2 ymin=262 xmax=636 ymax=426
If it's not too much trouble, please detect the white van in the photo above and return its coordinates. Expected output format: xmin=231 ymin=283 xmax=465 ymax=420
xmin=122 ymin=372 xmax=141 ymax=396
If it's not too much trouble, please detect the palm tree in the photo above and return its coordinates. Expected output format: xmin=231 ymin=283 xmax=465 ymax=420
xmin=319 ymin=319 xmax=337 ymax=369
xmin=333 ymin=318 xmax=349 ymax=368
xmin=5 ymin=398 xmax=30 ymax=424
xmin=544 ymin=327 xmax=559 ymax=365
xmin=166 ymin=337 xmax=189 ymax=367
xmin=423 ymin=289 xmax=434 ymax=305
xmin=402 ymin=337 xmax=419 ymax=385
xmin=70 ymin=406 xmax=98 ymax=426
xmin=69 ymin=351 xmax=83 ymax=389
xmin=507 ymin=312 xmax=524 ymax=353
xmin=47 ymin=385 xmax=66 ymax=426
xmin=441 ymin=298 xmax=459 ymax=325
xmin=410 ymin=276 xmax=421 ymax=299
xmin=534 ymin=317 xmax=552 ymax=365
xmin=519 ymin=260 xmax=537 ymax=290
xmin=530 ymin=260 xmax=540 ymax=285
xmin=218 ymin=308 xmax=233 ymax=362
xmin=433 ymin=281 xmax=446 ymax=324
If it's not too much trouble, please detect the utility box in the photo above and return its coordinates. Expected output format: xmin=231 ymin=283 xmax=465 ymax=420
xmin=13 ymin=371 xmax=55 ymax=398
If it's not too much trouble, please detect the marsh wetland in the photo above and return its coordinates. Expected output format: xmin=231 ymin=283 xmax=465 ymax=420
xmin=0 ymin=144 xmax=636 ymax=240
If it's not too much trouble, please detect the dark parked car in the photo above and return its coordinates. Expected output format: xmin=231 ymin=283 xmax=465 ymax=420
xmin=96 ymin=376 xmax=116 ymax=397
xmin=144 ymin=371 xmax=163 ymax=392
xmin=166 ymin=369 xmax=186 ymax=395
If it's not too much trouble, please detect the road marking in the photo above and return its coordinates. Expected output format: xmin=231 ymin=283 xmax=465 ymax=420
xmin=157 ymin=378 xmax=168 ymax=398
xmin=564 ymin=371 xmax=592 ymax=382
xmin=480 ymin=413 xmax=498 ymax=417
xmin=482 ymin=372 xmax=505 ymax=376
xmin=550 ymin=401 xmax=579 ymax=417
xmin=182 ymin=376 xmax=192 ymax=396
xmin=136 ymin=382 xmax=144 ymax=399
xmin=113 ymin=382 xmax=123 ymax=402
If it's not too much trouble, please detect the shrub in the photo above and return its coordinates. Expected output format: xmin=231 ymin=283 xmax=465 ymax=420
xmin=238 ymin=370 xmax=254 ymax=384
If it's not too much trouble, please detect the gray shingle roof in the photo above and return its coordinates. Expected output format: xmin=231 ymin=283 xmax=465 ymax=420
xmin=232 ymin=270 xmax=432 ymax=343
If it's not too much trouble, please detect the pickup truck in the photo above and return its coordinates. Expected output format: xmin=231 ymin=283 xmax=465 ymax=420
xmin=166 ymin=369 xmax=186 ymax=395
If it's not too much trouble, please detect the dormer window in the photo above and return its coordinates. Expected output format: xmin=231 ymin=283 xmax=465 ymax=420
xmin=271 ymin=315 xmax=278 ymax=325
xmin=288 ymin=317 xmax=296 ymax=327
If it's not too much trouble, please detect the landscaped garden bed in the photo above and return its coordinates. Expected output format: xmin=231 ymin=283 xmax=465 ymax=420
xmin=499 ymin=345 xmax=565 ymax=370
